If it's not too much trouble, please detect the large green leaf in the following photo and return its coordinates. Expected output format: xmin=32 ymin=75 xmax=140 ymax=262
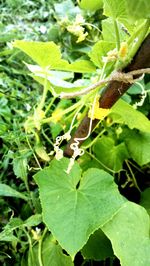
xmin=140 ymin=188 xmax=150 ymax=216
xmin=26 ymin=64 xmax=74 ymax=80
xmin=124 ymin=130 xmax=150 ymax=166
xmin=102 ymin=18 xmax=128 ymax=42
xmin=126 ymin=0 xmax=150 ymax=19
xmin=27 ymin=63 xmax=94 ymax=95
xmin=34 ymin=158 xmax=126 ymax=257
xmin=110 ymin=99 xmax=150 ymax=132
xmin=0 ymin=183 xmax=28 ymax=201
xmin=81 ymin=229 xmax=114 ymax=260
xmin=89 ymin=40 xmax=115 ymax=68
xmin=93 ymin=136 xmax=129 ymax=172
xmin=103 ymin=0 xmax=127 ymax=20
xmin=13 ymin=40 xmax=69 ymax=69
xmin=78 ymin=0 xmax=103 ymax=11
xmin=27 ymin=61 xmax=95 ymax=76
xmin=28 ymin=234 xmax=73 ymax=266
xmin=103 ymin=0 xmax=150 ymax=20
xmin=13 ymin=41 xmax=95 ymax=73
xmin=102 ymin=202 xmax=150 ymax=266
xmin=68 ymin=60 xmax=96 ymax=73
xmin=32 ymin=75 xmax=86 ymax=95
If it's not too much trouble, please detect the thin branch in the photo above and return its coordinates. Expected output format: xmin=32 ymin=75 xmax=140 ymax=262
xmin=60 ymin=78 xmax=108 ymax=98
xmin=128 ymin=68 xmax=150 ymax=76
xmin=60 ymin=68 xmax=150 ymax=99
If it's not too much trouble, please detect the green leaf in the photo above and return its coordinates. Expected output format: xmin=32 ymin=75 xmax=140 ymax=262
xmin=27 ymin=62 xmax=94 ymax=95
xmin=127 ymin=80 xmax=145 ymax=95
xmin=50 ymin=122 xmax=63 ymax=140
xmin=126 ymin=0 xmax=150 ymax=19
xmin=0 ymin=232 xmax=18 ymax=242
xmin=0 ymin=218 xmax=22 ymax=242
xmin=0 ymin=215 xmax=42 ymax=242
xmin=14 ymin=41 xmax=95 ymax=73
xmin=2 ymin=218 xmax=23 ymax=231
xmin=68 ymin=60 xmax=96 ymax=73
xmin=27 ymin=60 xmax=95 ymax=74
xmin=0 ymin=183 xmax=28 ymax=201
xmin=110 ymin=99 xmax=150 ymax=132
xmin=13 ymin=41 xmax=69 ymax=69
xmin=124 ymin=130 xmax=150 ymax=166
xmin=89 ymin=40 xmax=115 ymax=68
xmin=0 ymin=121 xmax=8 ymax=135
xmin=13 ymin=157 xmax=28 ymax=183
xmin=93 ymin=136 xmax=129 ymax=172
xmin=81 ymin=229 xmax=113 ymax=260
xmin=32 ymin=75 xmax=86 ymax=95
xmin=24 ymin=214 xmax=42 ymax=227
xmin=103 ymin=0 xmax=150 ymax=21
xmin=78 ymin=0 xmax=103 ymax=11
xmin=140 ymin=188 xmax=150 ymax=216
xmin=103 ymin=0 xmax=127 ymax=20
xmin=26 ymin=64 xmax=74 ymax=80
xmin=102 ymin=202 xmax=150 ymax=266
xmin=102 ymin=18 xmax=128 ymax=42
xmin=34 ymin=158 xmax=126 ymax=257
xmin=28 ymin=234 xmax=73 ymax=266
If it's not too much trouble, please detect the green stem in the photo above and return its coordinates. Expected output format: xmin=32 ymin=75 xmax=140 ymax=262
xmin=38 ymin=76 xmax=48 ymax=111
xmin=114 ymin=19 xmax=120 ymax=51
xmin=127 ymin=159 xmax=144 ymax=173
xmin=125 ymin=160 xmax=141 ymax=192
xmin=42 ymin=101 xmax=81 ymax=124
xmin=82 ymin=22 xmax=102 ymax=33
xmin=77 ymin=106 xmax=88 ymax=121
xmin=23 ymin=229 xmax=34 ymax=264
xmin=127 ymin=21 xmax=147 ymax=46
xmin=85 ymin=151 xmax=116 ymax=174
xmin=45 ymin=96 xmax=56 ymax=114
xmin=26 ymin=135 xmax=42 ymax=169
xmin=116 ymin=19 xmax=150 ymax=70
xmin=128 ymin=19 xmax=150 ymax=62
xmin=83 ymin=128 xmax=105 ymax=149
xmin=38 ymin=228 xmax=47 ymax=266
xmin=42 ymin=129 xmax=54 ymax=146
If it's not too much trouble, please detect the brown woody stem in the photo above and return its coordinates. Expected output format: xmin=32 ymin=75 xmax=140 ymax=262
xmin=64 ymin=33 xmax=150 ymax=157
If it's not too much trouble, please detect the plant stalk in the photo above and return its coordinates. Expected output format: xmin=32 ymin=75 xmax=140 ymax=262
xmin=114 ymin=19 xmax=120 ymax=51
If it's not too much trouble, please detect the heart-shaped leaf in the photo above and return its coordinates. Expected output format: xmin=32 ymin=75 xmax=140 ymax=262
xmin=34 ymin=158 xmax=126 ymax=257
xmin=124 ymin=130 xmax=150 ymax=166
xmin=13 ymin=40 xmax=69 ymax=69
xmin=102 ymin=202 xmax=150 ymax=266
xmin=110 ymin=99 xmax=150 ymax=132
xmin=13 ymin=41 xmax=96 ymax=73
xmin=103 ymin=0 xmax=127 ymax=20
xmin=93 ymin=136 xmax=129 ymax=172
